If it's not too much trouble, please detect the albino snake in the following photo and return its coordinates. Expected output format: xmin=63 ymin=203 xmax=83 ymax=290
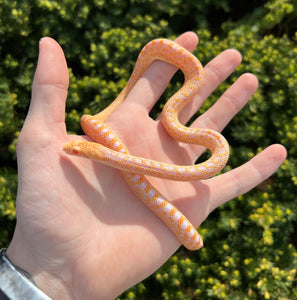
xmin=63 ymin=38 xmax=229 ymax=250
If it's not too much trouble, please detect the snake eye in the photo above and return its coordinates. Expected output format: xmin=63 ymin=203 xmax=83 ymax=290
xmin=72 ymin=145 xmax=81 ymax=155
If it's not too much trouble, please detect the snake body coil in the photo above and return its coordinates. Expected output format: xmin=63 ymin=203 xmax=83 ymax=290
xmin=63 ymin=39 xmax=229 ymax=250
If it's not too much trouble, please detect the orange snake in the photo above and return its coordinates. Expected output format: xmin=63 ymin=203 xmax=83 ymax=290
xmin=63 ymin=39 xmax=229 ymax=250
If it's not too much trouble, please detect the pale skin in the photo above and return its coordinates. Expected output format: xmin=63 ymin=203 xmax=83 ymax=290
xmin=6 ymin=32 xmax=286 ymax=300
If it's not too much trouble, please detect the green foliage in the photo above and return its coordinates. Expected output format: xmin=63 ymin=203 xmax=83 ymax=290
xmin=0 ymin=0 xmax=296 ymax=298
xmin=0 ymin=168 xmax=16 ymax=245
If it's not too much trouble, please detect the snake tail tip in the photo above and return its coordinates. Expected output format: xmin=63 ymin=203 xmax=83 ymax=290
xmin=187 ymin=239 xmax=204 ymax=251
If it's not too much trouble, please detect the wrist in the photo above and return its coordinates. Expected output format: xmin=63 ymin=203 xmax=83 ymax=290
xmin=6 ymin=232 xmax=70 ymax=300
xmin=0 ymin=248 xmax=52 ymax=299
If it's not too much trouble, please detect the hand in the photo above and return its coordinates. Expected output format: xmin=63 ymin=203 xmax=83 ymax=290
xmin=6 ymin=32 xmax=286 ymax=300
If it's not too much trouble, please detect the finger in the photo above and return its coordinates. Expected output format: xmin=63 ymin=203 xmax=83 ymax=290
xmin=186 ymin=73 xmax=258 ymax=159
xmin=192 ymin=73 xmax=258 ymax=130
xmin=178 ymin=49 xmax=242 ymax=125
xmin=206 ymin=144 xmax=287 ymax=212
xmin=26 ymin=37 xmax=69 ymax=129
xmin=124 ymin=31 xmax=199 ymax=111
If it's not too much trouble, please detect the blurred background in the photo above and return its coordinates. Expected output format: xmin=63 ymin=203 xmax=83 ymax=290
xmin=0 ymin=0 xmax=296 ymax=299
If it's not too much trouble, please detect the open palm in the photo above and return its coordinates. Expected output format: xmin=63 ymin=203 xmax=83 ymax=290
xmin=7 ymin=32 xmax=286 ymax=300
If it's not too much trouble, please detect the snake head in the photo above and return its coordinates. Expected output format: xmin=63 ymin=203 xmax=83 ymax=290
xmin=63 ymin=141 xmax=85 ymax=155
xmin=63 ymin=140 xmax=107 ymax=162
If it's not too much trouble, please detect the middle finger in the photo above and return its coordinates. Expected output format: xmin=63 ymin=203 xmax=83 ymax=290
xmin=178 ymin=48 xmax=243 ymax=125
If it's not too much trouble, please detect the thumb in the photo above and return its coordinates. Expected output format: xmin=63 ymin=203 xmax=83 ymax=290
xmin=17 ymin=37 xmax=70 ymax=159
xmin=28 ymin=37 xmax=69 ymax=128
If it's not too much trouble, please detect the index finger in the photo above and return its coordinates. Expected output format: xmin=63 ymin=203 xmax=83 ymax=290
xmin=123 ymin=31 xmax=199 ymax=112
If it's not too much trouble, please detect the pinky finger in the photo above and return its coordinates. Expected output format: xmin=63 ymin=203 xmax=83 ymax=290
xmin=206 ymin=144 xmax=287 ymax=212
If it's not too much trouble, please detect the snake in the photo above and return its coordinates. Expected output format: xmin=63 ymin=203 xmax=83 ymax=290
xmin=63 ymin=38 xmax=229 ymax=250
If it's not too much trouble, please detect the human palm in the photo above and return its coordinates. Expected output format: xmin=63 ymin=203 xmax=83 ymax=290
xmin=7 ymin=32 xmax=286 ymax=300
